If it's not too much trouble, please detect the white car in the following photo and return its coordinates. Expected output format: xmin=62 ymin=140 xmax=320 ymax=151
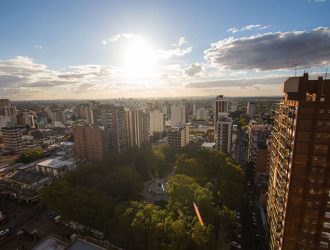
xmin=0 ymin=228 xmax=10 ymax=237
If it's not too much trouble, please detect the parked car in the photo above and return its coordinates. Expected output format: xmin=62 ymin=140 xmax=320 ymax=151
xmin=47 ymin=212 xmax=56 ymax=220
xmin=0 ymin=228 xmax=10 ymax=238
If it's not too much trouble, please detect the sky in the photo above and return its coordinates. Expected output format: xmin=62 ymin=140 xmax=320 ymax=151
xmin=0 ymin=0 xmax=330 ymax=100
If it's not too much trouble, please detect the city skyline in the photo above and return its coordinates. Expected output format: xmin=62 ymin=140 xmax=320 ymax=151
xmin=1 ymin=0 xmax=330 ymax=100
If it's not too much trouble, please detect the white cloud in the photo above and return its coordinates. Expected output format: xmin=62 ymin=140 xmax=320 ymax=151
xmin=205 ymin=27 xmax=330 ymax=71
xmin=308 ymin=0 xmax=326 ymax=2
xmin=158 ymin=46 xmax=192 ymax=59
xmin=102 ymin=33 xmax=139 ymax=45
xmin=34 ymin=45 xmax=43 ymax=49
xmin=184 ymin=63 xmax=203 ymax=76
xmin=227 ymin=24 xmax=270 ymax=33
xmin=158 ymin=37 xmax=192 ymax=59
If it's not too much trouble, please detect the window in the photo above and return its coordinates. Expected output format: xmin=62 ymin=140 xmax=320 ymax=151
xmin=317 ymin=133 xmax=321 ymax=138
xmin=319 ymin=179 xmax=324 ymax=184
xmin=318 ymin=121 xmax=323 ymax=125
xmin=320 ymin=109 xmax=324 ymax=114
xmin=327 ymin=122 xmax=330 ymax=126
xmin=315 ymin=145 xmax=320 ymax=150
xmin=326 ymin=212 xmax=330 ymax=219
xmin=328 ymin=110 xmax=330 ymax=113
xmin=325 ymin=133 xmax=330 ymax=138
xmin=323 ymin=146 xmax=328 ymax=150
xmin=312 ymin=167 xmax=316 ymax=172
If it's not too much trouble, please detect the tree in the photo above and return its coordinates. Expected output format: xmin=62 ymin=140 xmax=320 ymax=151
xmin=16 ymin=149 xmax=44 ymax=163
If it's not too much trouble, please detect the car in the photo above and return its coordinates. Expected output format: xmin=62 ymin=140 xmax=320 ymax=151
xmin=231 ymin=241 xmax=242 ymax=249
xmin=47 ymin=212 xmax=56 ymax=219
xmin=0 ymin=228 xmax=10 ymax=237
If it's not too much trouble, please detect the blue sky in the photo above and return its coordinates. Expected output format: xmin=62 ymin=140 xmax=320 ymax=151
xmin=0 ymin=0 xmax=330 ymax=99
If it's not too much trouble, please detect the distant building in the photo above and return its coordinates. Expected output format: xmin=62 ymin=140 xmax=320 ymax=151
xmin=170 ymin=103 xmax=186 ymax=127
xmin=267 ymin=73 xmax=330 ymax=250
xmin=214 ymin=95 xmax=229 ymax=124
xmin=16 ymin=113 xmax=35 ymax=127
xmin=231 ymin=124 xmax=239 ymax=161
xmin=215 ymin=116 xmax=232 ymax=154
xmin=247 ymin=101 xmax=256 ymax=118
xmin=247 ymin=121 xmax=271 ymax=172
xmin=125 ymin=109 xmax=148 ymax=148
xmin=1 ymin=126 xmax=24 ymax=154
xmin=50 ymin=109 xmax=65 ymax=123
xmin=73 ymin=125 xmax=105 ymax=162
xmin=229 ymin=102 xmax=238 ymax=112
xmin=196 ymin=107 xmax=209 ymax=121
xmin=77 ymin=103 xmax=94 ymax=124
xmin=0 ymin=98 xmax=17 ymax=127
xmin=168 ymin=124 xmax=189 ymax=150
xmin=150 ymin=110 xmax=164 ymax=133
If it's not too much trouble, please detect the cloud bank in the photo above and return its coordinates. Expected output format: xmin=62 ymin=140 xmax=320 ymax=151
xmin=205 ymin=27 xmax=330 ymax=70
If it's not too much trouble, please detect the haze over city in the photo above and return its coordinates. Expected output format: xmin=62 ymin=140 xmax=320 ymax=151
xmin=1 ymin=0 xmax=330 ymax=100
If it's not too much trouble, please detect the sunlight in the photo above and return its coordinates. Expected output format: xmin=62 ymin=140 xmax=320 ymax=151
xmin=121 ymin=38 xmax=158 ymax=79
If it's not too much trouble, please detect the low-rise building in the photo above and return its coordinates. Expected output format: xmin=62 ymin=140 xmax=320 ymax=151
xmin=35 ymin=156 xmax=76 ymax=178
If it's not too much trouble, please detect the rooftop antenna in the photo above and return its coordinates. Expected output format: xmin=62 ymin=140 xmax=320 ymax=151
xmin=294 ymin=64 xmax=297 ymax=77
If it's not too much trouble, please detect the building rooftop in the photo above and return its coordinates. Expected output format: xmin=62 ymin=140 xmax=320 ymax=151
xmin=5 ymin=170 xmax=49 ymax=185
xmin=37 ymin=156 xmax=75 ymax=169
xmin=67 ymin=238 xmax=106 ymax=250
xmin=32 ymin=235 xmax=67 ymax=250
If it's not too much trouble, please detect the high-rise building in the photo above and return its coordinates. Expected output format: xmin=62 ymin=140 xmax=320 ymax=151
xmin=1 ymin=126 xmax=24 ymax=154
xmin=73 ymin=125 xmax=105 ymax=162
xmin=125 ymin=109 xmax=148 ymax=148
xmin=150 ymin=110 xmax=164 ymax=133
xmin=267 ymin=74 xmax=330 ymax=250
xmin=247 ymin=101 xmax=256 ymax=118
xmin=16 ymin=113 xmax=35 ymax=128
xmin=196 ymin=107 xmax=209 ymax=121
xmin=77 ymin=103 xmax=94 ymax=124
xmin=247 ymin=121 xmax=271 ymax=171
xmin=170 ymin=103 xmax=186 ymax=127
xmin=168 ymin=124 xmax=189 ymax=150
xmin=215 ymin=116 xmax=232 ymax=153
xmin=94 ymin=105 xmax=126 ymax=153
xmin=0 ymin=99 xmax=17 ymax=127
xmin=214 ymin=95 xmax=229 ymax=124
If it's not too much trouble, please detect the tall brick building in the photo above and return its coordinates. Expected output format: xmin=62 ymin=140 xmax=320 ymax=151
xmin=267 ymin=73 xmax=330 ymax=250
xmin=73 ymin=125 xmax=105 ymax=162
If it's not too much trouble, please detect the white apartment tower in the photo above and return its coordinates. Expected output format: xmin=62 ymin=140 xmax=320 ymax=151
xmin=149 ymin=110 xmax=164 ymax=133
xmin=170 ymin=103 xmax=186 ymax=127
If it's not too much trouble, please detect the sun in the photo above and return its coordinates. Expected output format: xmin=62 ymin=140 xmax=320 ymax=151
xmin=121 ymin=38 xmax=158 ymax=79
